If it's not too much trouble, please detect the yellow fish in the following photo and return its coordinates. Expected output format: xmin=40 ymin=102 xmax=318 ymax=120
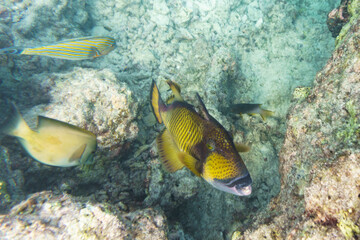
xmin=0 ymin=103 xmax=97 ymax=167
xmin=150 ymin=80 xmax=252 ymax=196
xmin=0 ymin=36 xmax=116 ymax=60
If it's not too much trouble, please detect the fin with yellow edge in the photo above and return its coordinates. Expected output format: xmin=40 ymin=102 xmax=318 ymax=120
xmin=166 ymin=80 xmax=184 ymax=102
xmin=69 ymin=144 xmax=87 ymax=162
xmin=150 ymin=80 xmax=165 ymax=124
xmin=178 ymin=152 xmax=201 ymax=176
xmin=259 ymin=106 xmax=274 ymax=121
xmin=235 ymin=143 xmax=251 ymax=152
xmin=156 ymin=129 xmax=184 ymax=172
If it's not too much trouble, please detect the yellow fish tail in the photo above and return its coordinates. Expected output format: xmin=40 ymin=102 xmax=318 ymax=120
xmin=150 ymin=81 xmax=164 ymax=124
xmin=0 ymin=47 xmax=24 ymax=55
xmin=0 ymin=102 xmax=32 ymax=138
xmin=260 ymin=109 xmax=274 ymax=121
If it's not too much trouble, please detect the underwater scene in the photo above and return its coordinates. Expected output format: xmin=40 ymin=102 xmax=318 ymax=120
xmin=0 ymin=0 xmax=359 ymax=239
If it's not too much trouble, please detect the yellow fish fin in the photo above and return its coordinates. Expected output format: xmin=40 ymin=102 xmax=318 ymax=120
xmin=156 ymin=129 xmax=184 ymax=172
xmin=235 ymin=143 xmax=251 ymax=152
xmin=150 ymin=81 xmax=164 ymax=124
xmin=165 ymin=94 xmax=176 ymax=105
xmin=0 ymin=102 xmax=32 ymax=138
xmin=69 ymin=144 xmax=87 ymax=162
xmin=166 ymin=80 xmax=184 ymax=102
xmin=178 ymin=152 xmax=201 ymax=176
xmin=37 ymin=116 xmax=96 ymax=137
xmin=259 ymin=108 xmax=274 ymax=121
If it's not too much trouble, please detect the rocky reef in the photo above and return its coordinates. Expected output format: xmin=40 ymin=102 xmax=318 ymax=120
xmin=1 ymin=0 xmax=357 ymax=239
xmin=0 ymin=191 xmax=167 ymax=240
xmin=238 ymin=1 xmax=360 ymax=239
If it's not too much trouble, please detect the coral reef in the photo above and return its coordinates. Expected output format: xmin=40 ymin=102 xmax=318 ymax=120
xmin=0 ymin=146 xmax=24 ymax=212
xmin=0 ymin=191 xmax=168 ymax=240
xmin=237 ymin=3 xmax=360 ymax=239
xmin=327 ymin=0 xmax=350 ymax=38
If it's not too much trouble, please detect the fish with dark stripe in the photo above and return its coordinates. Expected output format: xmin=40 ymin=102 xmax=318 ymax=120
xmin=0 ymin=36 xmax=116 ymax=60
xmin=150 ymin=80 xmax=252 ymax=196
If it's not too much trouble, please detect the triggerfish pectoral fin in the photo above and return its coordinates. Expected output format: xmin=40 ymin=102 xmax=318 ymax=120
xmin=178 ymin=152 xmax=201 ymax=176
xmin=156 ymin=129 xmax=185 ymax=172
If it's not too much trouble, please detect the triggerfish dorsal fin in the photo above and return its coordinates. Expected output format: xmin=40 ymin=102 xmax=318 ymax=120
xmin=166 ymin=80 xmax=184 ymax=102
xmin=156 ymin=129 xmax=184 ymax=172
xmin=195 ymin=93 xmax=211 ymax=121
xmin=178 ymin=152 xmax=201 ymax=176
xmin=69 ymin=144 xmax=87 ymax=162
xmin=0 ymin=47 xmax=24 ymax=55
xmin=150 ymin=81 xmax=165 ymax=124
xmin=235 ymin=143 xmax=251 ymax=153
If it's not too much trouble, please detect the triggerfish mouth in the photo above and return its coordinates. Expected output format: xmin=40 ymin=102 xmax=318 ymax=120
xmin=0 ymin=102 xmax=97 ymax=167
xmin=0 ymin=36 xmax=116 ymax=60
xmin=150 ymin=80 xmax=252 ymax=196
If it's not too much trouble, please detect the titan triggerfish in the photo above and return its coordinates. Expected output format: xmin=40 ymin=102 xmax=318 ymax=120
xmin=150 ymin=80 xmax=252 ymax=196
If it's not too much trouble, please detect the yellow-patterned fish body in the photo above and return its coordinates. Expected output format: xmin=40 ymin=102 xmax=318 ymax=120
xmin=0 ymin=103 xmax=97 ymax=167
xmin=150 ymin=80 xmax=252 ymax=196
xmin=0 ymin=36 xmax=116 ymax=60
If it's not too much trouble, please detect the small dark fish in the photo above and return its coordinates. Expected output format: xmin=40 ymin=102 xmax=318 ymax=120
xmin=150 ymin=80 xmax=252 ymax=196
xmin=0 ymin=36 xmax=116 ymax=60
xmin=230 ymin=104 xmax=274 ymax=120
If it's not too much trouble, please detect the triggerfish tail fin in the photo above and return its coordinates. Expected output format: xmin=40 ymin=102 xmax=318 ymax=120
xmin=156 ymin=129 xmax=185 ymax=172
xmin=0 ymin=47 xmax=24 ymax=55
xmin=259 ymin=106 xmax=274 ymax=121
xmin=166 ymin=80 xmax=184 ymax=102
xmin=0 ymin=102 xmax=32 ymax=138
xmin=150 ymin=80 xmax=165 ymax=124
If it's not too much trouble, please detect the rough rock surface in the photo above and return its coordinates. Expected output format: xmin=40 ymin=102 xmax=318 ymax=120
xmin=237 ymin=3 xmax=360 ymax=239
xmin=23 ymin=67 xmax=139 ymax=154
xmin=0 ymin=191 xmax=168 ymax=240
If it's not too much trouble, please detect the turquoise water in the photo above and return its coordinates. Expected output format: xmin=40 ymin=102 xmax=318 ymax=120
xmin=0 ymin=0 xmax=339 ymax=239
